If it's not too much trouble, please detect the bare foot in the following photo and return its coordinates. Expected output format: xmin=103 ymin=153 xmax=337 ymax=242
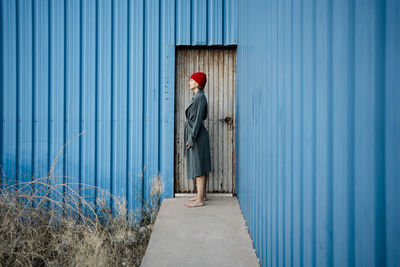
xmin=184 ymin=200 xmax=205 ymax=208
xmin=187 ymin=196 xmax=207 ymax=202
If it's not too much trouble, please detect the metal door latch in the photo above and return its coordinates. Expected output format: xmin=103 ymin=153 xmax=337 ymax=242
xmin=218 ymin=116 xmax=233 ymax=125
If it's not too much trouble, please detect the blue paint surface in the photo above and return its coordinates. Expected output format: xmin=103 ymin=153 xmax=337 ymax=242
xmin=236 ymin=0 xmax=399 ymax=266
xmin=0 ymin=0 xmax=236 ymax=218
xmin=1 ymin=0 xmax=399 ymax=266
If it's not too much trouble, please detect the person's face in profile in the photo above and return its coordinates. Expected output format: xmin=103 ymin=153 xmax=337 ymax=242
xmin=189 ymin=78 xmax=200 ymax=91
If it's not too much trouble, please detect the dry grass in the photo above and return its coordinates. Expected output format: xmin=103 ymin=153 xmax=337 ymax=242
xmin=0 ymin=132 xmax=164 ymax=266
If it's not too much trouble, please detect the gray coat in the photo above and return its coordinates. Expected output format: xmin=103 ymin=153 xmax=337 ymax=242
xmin=184 ymin=90 xmax=212 ymax=179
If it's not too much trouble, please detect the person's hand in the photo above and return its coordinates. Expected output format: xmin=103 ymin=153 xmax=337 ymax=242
xmin=186 ymin=141 xmax=192 ymax=150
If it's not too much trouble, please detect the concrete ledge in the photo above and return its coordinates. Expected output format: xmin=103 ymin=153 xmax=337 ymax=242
xmin=141 ymin=196 xmax=260 ymax=267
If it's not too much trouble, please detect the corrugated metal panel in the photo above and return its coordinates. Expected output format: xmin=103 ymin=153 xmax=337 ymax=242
xmin=175 ymin=0 xmax=237 ymax=45
xmin=0 ymin=0 xmax=237 ymax=216
xmin=236 ymin=0 xmax=399 ymax=266
xmin=174 ymin=48 xmax=236 ymax=193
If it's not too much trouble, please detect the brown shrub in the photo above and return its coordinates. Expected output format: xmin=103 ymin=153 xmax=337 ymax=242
xmin=0 ymin=132 xmax=163 ymax=266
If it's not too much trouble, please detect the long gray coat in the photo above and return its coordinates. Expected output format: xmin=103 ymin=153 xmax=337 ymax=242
xmin=184 ymin=90 xmax=212 ymax=179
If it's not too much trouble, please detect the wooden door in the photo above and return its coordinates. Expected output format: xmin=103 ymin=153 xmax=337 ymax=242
xmin=174 ymin=47 xmax=236 ymax=193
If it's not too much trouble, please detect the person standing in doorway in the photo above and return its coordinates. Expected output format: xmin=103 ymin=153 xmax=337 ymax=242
xmin=183 ymin=72 xmax=212 ymax=208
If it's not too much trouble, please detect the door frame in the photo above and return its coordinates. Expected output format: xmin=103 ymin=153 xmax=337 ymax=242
xmin=172 ymin=45 xmax=237 ymax=197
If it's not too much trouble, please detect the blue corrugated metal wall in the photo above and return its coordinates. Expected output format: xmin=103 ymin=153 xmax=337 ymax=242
xmin=0 ymin=0 xmax=237 ymax=214
xmin=2 ymin=0 xmax=399 ymax=265
xmin=236 ymin=0 xmax=399 ymax=266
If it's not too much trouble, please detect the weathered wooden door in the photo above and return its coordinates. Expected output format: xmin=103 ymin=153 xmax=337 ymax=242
xmin=174 ymin=47 xmax=236 ymax=193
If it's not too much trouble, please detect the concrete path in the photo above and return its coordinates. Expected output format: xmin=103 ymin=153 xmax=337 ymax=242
xmin=141 ymin=196 xmax=260 ymax=267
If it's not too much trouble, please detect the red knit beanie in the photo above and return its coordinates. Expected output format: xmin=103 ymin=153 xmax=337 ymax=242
xmin=190 ymin=72 xmax=207 ymax=89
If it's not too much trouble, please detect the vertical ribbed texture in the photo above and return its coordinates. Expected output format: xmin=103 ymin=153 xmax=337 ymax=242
xmin=2 ymin=1 xmax=398 ymax=266
xmin=175 ymin=0 xmax=237 ymax=45
xmin=236 ymin=0 xmax=398 ymax=266
xmin=0 ymin=0 xmax=237 ymax=207
xmin=385 ymin=1 xmax=399 ymax=266
xmin=0 ymin=0 xmax=236 ymax=219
